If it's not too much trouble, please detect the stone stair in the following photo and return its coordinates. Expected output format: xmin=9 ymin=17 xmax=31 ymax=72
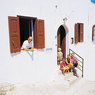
xmin=55 ymin=66 xmax=82 ymax=86
xmin=63 ymin=72 xmax=82 ymax=86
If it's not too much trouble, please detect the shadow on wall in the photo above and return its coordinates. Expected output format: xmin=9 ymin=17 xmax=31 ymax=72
xmin=11 ymin=52 xmax=21 ymax=57
xmin=27 ymin=51 xmax=34 ymax=61
xmin=10 ymin=48 xmax=53 ymax=61
xmin=10 ymin=51 xmax=34 ymax=61
xmin=37 ymin=48 xmax=53 ymax=52
xmin=74 ymin=43 xmax=78 ymax=46
xmin=46 ymin=48 xmax=53 ymax=51
xmin=37 ymin=49 xmax=45 ymax=52
xmin=27 ymin=48 xmax=53 ymax=61
xmin=93 ymin=41 xmax=95 ymax=44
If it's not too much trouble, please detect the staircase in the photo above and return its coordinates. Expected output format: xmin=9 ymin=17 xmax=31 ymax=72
xmin=63 ymin=72 xmax=82 ymax=86
xmin=64 ymin=49 xmax=84 ymax=86
xmin=55 ymin=67 xmax=82 ymax=86
xmin=56 ymin=49 xmax=84 ymax=86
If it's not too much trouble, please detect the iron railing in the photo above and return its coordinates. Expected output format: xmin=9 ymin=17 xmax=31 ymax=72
xmin=69 ymin=49 xmax=84 ymax=77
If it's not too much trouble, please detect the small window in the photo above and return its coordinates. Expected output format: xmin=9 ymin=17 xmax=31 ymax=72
xmin=75 ymin=23 xmax=84 ymax=44
xmin=92 ymin=25 xmax=95 ymax=41
xmin=8 ymin=15 xmax=45 ymax=53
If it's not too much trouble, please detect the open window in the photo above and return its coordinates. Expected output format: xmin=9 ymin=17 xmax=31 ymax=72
xmin=8 ymin=16 xmax=45 ymax=53
xmin=75 ymin=23 xmax=84 ymax=44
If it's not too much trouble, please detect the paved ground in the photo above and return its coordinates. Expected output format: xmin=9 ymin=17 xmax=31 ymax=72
xmin=1 ymin=79 xmax=94 ymax=95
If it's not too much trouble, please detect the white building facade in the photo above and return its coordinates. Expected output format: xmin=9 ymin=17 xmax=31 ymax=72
xmin=0 ymin=0 xmax=95 ymax=83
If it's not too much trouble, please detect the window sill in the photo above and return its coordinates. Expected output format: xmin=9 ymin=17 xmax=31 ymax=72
xmin=21 ymin=48 xmax=34 ymax=52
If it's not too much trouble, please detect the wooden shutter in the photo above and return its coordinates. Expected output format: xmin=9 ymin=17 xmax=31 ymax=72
xmin=92 ymin=25 xmax=95 ymax=41
xmin=80 ymin=24 xmax=84 ymax=42
xmin=75 ymin=24 xmax=78 ymax=43
xmin=8 ymin=16 xmax=21 ymax=53
xmin=34 ymin=19 xmax=45 ymax=49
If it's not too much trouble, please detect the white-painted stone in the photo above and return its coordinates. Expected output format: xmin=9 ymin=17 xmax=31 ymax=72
xmin=0 ymin=0 xmax=95 ymax=83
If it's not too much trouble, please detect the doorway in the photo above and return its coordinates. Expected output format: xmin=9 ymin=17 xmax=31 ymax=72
xmin=57 ymin=25 xmax=66 ymax=58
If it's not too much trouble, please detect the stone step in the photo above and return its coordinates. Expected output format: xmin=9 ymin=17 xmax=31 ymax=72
xmin=62 ymin=70 xmax=82 ymax=86
xmin=67 ymin=76 xmax=82 ymax=86
xmin=55 ymin=67 xmax=82 ymax=86
xmin=63 ymin=72 xmax=73 ymax=80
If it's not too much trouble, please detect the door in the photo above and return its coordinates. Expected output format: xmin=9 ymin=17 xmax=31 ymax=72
xmin=57 ymin=25 xmax=66 ymax=58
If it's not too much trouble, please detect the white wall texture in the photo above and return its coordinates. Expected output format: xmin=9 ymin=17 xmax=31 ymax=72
xmin=0 ymin=0 xmax=95 ymax=83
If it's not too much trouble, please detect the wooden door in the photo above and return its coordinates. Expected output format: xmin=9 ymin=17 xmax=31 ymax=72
xmin=57 ymin=29 xmax=60 ymax=48
xmin=57 ymin=26 xmax=66 ymax=58
xmin=61 ymin=35 xmax=66 ymax=58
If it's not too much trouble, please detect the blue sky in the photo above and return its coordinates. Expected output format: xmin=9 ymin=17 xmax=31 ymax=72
xmin=91 ymin=0 xmax=95 ymax=3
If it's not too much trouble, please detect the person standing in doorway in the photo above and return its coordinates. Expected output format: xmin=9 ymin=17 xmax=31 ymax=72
xmin=57 ymin=48 xmax=63 ymax=65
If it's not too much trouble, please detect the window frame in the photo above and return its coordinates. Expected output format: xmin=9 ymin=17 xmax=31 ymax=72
xmin=8 ymin=15 xmax=45 ymax=53
xmin=18 ymin=15 xmax=37 ymax=48
xmin=75 ymin=23 xmax=84 ymax=44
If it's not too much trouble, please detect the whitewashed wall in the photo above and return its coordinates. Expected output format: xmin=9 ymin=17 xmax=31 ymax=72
xmin=0 ymin=0 xmax=95 ymax=83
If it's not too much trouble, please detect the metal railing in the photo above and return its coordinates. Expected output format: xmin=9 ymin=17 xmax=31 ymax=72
xmin=69 ymin=49 xmax=84 ymax=77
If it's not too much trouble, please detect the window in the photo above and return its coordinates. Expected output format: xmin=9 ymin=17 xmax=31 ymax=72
xmin=75 ymin=23 xmax=84 ymax=44
xmin=8 ymin=16 xmax=45 ymax=53
xmin=92 ymin=25 xmax=95 ymax=41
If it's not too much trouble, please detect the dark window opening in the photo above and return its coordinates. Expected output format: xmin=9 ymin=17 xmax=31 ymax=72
xmin=19 ymin=17 xmax=35 ymax=47
xmin=59 ymin=25 xmax=66 ymax=58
